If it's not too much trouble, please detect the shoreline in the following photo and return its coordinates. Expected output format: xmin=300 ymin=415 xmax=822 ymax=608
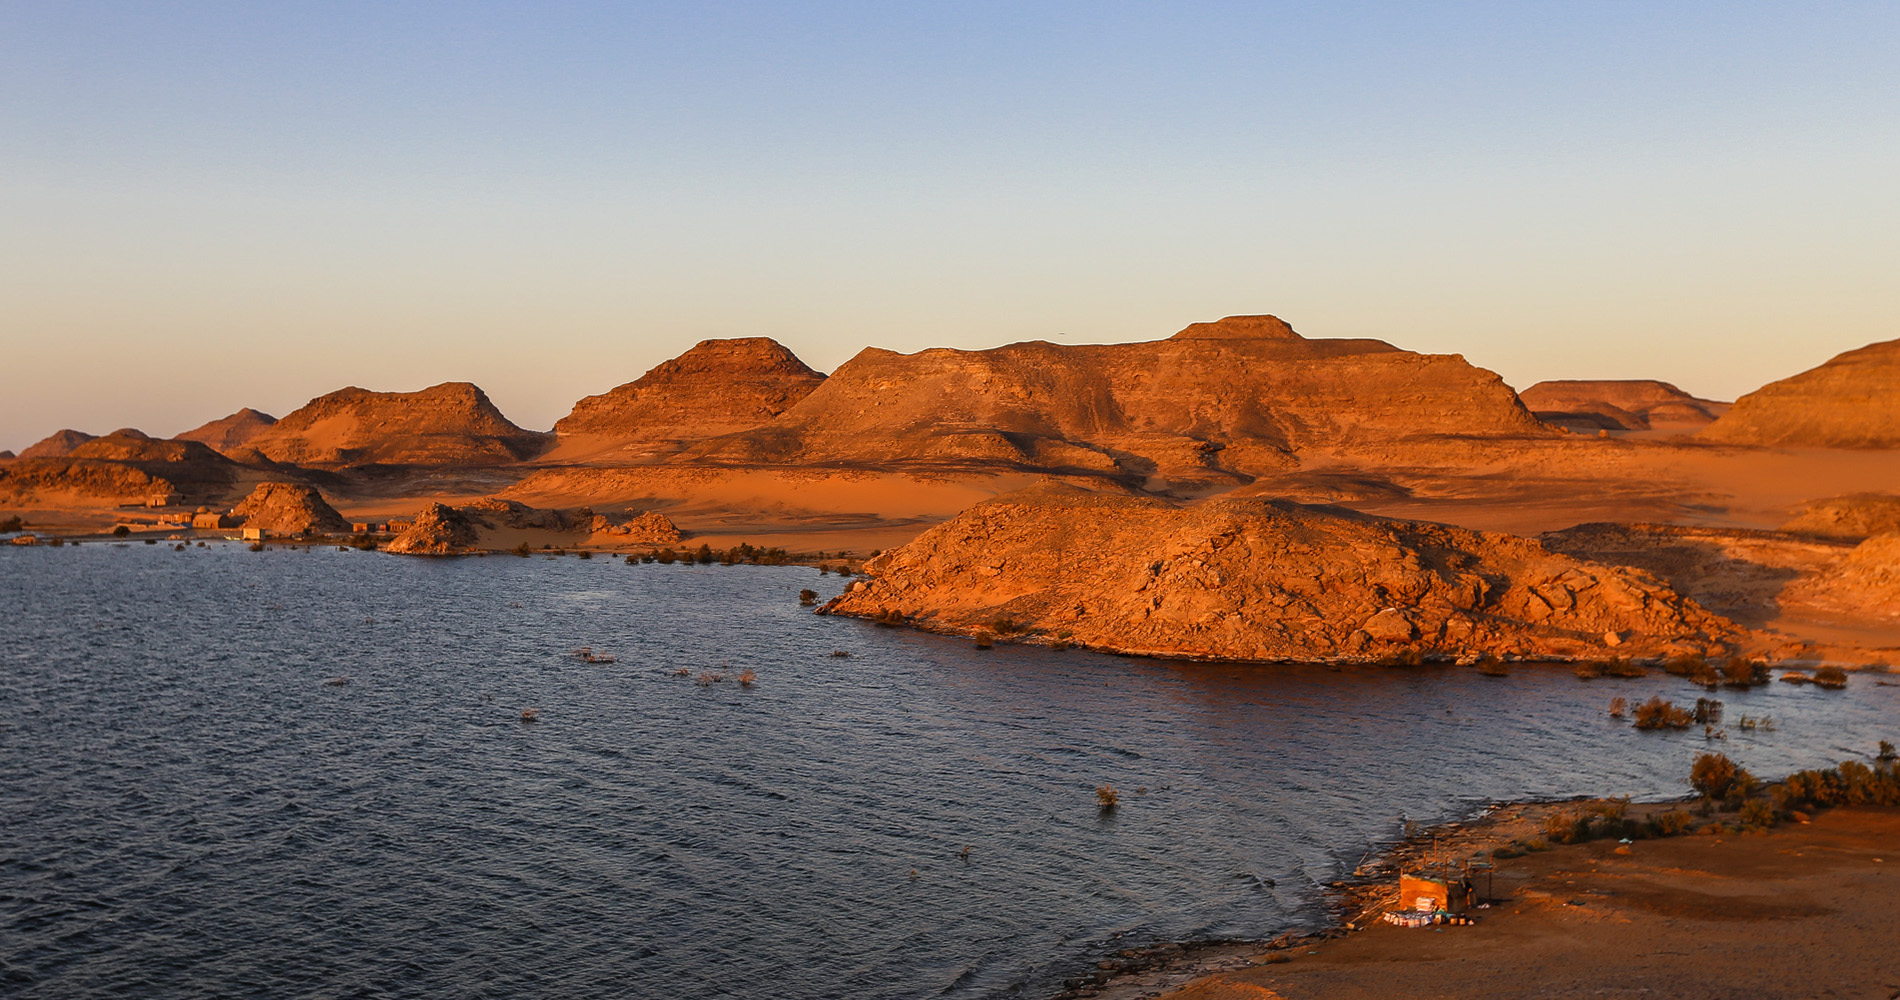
xmin=1058 ymin=775 xmax=1900 ymax=1000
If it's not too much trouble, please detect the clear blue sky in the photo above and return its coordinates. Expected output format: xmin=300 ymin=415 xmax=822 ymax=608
xmin=2 ymin=2 xmax=1895 ymax=449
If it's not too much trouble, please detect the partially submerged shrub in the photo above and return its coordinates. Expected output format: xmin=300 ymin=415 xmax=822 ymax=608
xmin=1693 ymin=697 xmax=1723 ymax=725
xmin=1608 ymin=696 xmax=1628 ymax=718
xmin=1632 ymin=696 xmax=1693 ymax=730
xmin=1605 ymin=659 xmax=1647 ymax=678
xmin=799 ymin=589 xmax=818 ymax=606
xmin=1718 ymin=657 xmax=1769 ymax=689
xmin=1475 ymin=655 xmax=1508 ymax=677
xmin=1813 ymin=666 xmax=1849 ymax=689
xmin=1663 ymin=654 xmax=1706 ymax=677
xmin=737 ymin=668 xmax=756 ymax=687
xmin=1096 ymin=785 xmax=1118 ymax=809
xmin=1574 ymin=660 xmax=1604 ymax=680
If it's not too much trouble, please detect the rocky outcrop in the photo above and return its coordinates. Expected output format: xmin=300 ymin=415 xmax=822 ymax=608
xmin=691 ymin=315 xmax=1549 ymax=486
xmin=821 ymin=482 xmax=1740 ymax=663
xmin=243 ymin=382 xmax=547 ymax=467
xmin=66 ymin=429 xmax=227 ymax=464
xmin=1519 ymin=380 xmax=1727 ymax=432
xmin=601 ymin=510 xmax=682 ymax=544
xmin=383 ymin=502 xmax=481 ymax=554
xmin=231 ymin=482 xmax=349 ymax=534
xmin=175 ymin=408 xmax=278 ymax=455
xmin=1701 ymin=339 xmax=1900 ymax=448
xmin=546 ymin=337 xmax=826 ymax=462
xmin=1781 ymin=494 xmax=1900 ymax=541
xmin=20 ymin=429 xmax=97 ymax=459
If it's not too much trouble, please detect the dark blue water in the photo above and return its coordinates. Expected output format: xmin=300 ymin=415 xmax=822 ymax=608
xmin=3 ymin=542 xmax=1896 ymax=999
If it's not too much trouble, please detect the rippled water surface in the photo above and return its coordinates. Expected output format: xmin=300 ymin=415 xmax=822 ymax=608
xmin=3 ymin=542 xmax=1897 ymax=999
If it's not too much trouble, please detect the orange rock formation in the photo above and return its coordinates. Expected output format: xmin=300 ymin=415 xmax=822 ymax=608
xmin=689 ymin=316 xmax=1548 ymax=486
xmin=243 ymin=382 xmax=547 ymax=467
xmin=175 ymin=408 xmax=278 ymax=455
xmin=231 ymin=482 xmax=349 ymax=534
xmin=1701 ymin=339 xmax=1900 ymax=448
xmin=822 ymin=482 xmax=1740 ymax=663
xmin=546 ymin=337 xmax=826 ymax=462
xmin=1518 ymin=379 xmax=1727 ymax=432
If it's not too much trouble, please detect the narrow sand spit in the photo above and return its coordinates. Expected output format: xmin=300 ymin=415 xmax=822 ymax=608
xmin=1074 ymin=804 xmax=1900 ymax=1000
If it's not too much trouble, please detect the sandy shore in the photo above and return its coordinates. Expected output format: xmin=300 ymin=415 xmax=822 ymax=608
xmin=1083 ymin=802 xmax=1900 ymax=1000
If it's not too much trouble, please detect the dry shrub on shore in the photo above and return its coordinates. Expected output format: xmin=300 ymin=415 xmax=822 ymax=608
xmin=1632 ymin=696 xmax=1693 ymax=730
xmin=1775 ymin=754 xmax=1900 ymax=809
xmin=1690 ymin=752 xmax=1741 ymax=800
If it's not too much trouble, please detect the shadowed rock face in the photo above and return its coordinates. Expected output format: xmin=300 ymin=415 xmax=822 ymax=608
xmin=822 ymin=482 xmax=1740 ymax=663
xmin=690 ymin=316 xmax=1547 ymax=484
xmin=176 ymin=408 xmax=278 ymax=455
xmin=231 ymin=482 xmax=349 ymax=534
xmin=20 ymin=429 xmax=97 ymax=459
xmin=245 ymin=382 xmax=546 ymax=467
xmin=0 ymin=430 xmax=239 ymax=505
xmin=547 ymin=337 xmax=827 ymax=462
xmin=1520 ymin=380 xmax=1728 ymax=432
xmin=1701 ymin=339 xmax=1900 ymax=448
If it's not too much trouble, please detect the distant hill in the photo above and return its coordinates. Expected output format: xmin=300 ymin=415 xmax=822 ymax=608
xmin=1519 ymin=379 xmax=1727 ymax=432
xmin=1701 ymin=339 xmax=1900 ymax=448
xmin=242 ymin=382 xmax=547 ymax=467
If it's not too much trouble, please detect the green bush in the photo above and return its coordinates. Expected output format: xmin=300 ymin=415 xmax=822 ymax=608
xmin=1738 ymin=798 xmax=1778 ymax=830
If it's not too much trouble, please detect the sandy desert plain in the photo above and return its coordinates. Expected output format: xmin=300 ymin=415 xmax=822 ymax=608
xmin=6 ymin=313 xmax=1900 ymax=997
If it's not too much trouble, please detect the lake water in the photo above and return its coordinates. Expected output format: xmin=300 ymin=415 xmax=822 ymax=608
xmin=3 ymin=541 xmax=1896 ymax=999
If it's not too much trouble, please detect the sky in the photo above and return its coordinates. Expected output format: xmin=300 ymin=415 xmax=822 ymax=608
xmin=2 ymin=2 xmax=1896 ymax=451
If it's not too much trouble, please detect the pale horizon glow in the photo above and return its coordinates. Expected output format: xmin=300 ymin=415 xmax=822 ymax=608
xmin=2 ymin=3 xmax=1896 ymax=451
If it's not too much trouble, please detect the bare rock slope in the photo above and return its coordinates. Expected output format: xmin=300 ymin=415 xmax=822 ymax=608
xmin=547 ymin=337 xmax=826 ymax=462
xmin=693 ymin=315 xmax=1548 ymax=485
xmin=231 ymin=482 xmax=349 ymax=534
xmin=0 ymin=430 xmax=241 ymax=505
xmin=176 ymin=408 xmax=278 ymax=455
xmin=20 ymin=429 xmax=98 ymax=459
xmin=822 ymin=482 xmax=1741 ymax=663
xmin=1519 ymin=380 xmax=1727 ymax=432
xmin=1781 ymin=493 xmax=1900 ymax=540
xmin=1701 ymin=338 xmax=1900 ymax=448
xmin=243 ymin=382 xmax=546 ymax=467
